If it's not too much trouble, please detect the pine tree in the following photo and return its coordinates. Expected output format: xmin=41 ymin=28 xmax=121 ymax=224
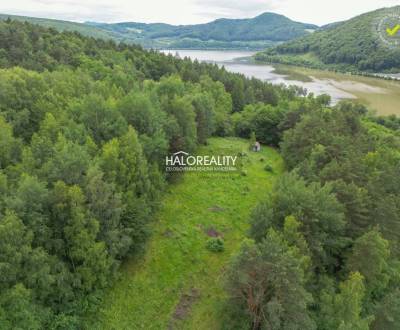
xmin=225 ymin=232 xmax=315 ymax=330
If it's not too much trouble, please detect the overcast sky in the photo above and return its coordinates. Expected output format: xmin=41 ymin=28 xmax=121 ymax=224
xmin=1 ymin=0 xmax=399 ymax=26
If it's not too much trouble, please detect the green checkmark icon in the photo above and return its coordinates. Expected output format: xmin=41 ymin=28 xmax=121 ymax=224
xmin=386 ymin=24 xmax=400 ymax=36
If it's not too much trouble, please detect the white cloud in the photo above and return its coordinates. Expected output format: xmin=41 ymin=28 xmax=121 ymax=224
xmin=193 ymin=0 xmax=285 ymax=19
xmin=272 ymin=0 xmax=400 ymax=26
xmin=0 ymin=0 xmax=399 ymax=25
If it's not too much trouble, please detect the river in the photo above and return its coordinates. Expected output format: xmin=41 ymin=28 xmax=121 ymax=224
xmin=162 ymin=50 xmax=400 ymax=115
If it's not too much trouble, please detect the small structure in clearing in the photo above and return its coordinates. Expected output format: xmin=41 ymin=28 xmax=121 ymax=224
xmin=252 ymin=141 xmax=261 ymax=152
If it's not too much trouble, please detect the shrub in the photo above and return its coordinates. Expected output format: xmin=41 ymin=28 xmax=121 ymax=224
xmin=264 ymin=164 xmax=273 ymax=173
xmin=206 ymin=237 xmax=225 ymax=252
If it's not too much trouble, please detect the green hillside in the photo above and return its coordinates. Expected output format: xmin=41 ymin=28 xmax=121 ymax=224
xmin=0 ymin=12 xmax=316 ymax=50
xmin=1 ymin=18 xmax=400 ymax=330
xmin=0 ymin=14 xmax=113 ymax=40
xmin=87 ymin=13 xmax=317 ymax=49
xmin=255 ymin=6 xmax=400 ymax=72
xmin=90 ymin=12 xmax=316 ymax=42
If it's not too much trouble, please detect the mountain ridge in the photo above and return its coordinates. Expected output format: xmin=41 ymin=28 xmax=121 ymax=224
xmin=87 ymin=12 xmax=317 ymax=43
xmin=0 ymin=12 xmax=317 ymax=50
xmin=255 ymin=6 xmax=400 ymax=72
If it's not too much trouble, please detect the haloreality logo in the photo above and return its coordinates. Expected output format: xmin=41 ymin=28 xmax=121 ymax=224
xmin=374 ymin=8 xmax=400 ymax=49
xmin=165 ymin=151 xmax=238 ymax=172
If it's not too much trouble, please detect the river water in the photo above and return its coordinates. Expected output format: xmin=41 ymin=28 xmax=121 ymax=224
xmin=162 ymin=50 xmax=400 ymax=115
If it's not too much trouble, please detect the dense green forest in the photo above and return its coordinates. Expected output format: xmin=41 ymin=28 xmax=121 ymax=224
xmin=226 ymin=101 xmax=400 ymax=329
xmin=0 ymin=18 xmax=399 ymax=330
xmin=255 ymin=6 xmax=400 ymax=72
xmin=0 ymin=12 xmax=316 ymax=50
xmin=0 ymin=19 xmax=288 ymax=328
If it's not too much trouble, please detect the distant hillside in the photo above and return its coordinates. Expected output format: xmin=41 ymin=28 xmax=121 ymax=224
xmin=88 ymin=13 xmax=317 ymax=49
xmin=88 ymin=12 xmax=317 ymax=48
xmin=255 ymin=7 xmax=400 ymax=72
xmin=0 ymin=14 xmax=113 ymax=40
xmin=0 ymin=12 xmax=317 ymax=50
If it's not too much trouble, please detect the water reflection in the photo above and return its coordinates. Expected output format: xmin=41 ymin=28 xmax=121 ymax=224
xmin=161 ymin=49 xmax=389 ymax=105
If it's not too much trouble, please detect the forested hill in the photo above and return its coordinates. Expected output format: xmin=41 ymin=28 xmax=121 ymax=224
xmin=87 ymin=12 xmax=317 ymax=47
xmin=0 ymin=19 xmax=288 ymax=328
xmin=255 ymin=6 xmax=400 ymax=72
xmin=0 ymin=12 xmax=317 ymax=50
xmin=1 ymin=17 xmax=400 ymax=330
xmin=0 ymin=13 xmax=114 ymax=40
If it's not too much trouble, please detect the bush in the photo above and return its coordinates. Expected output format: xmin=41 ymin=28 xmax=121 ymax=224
xmin=264 ymin=164 xmax=273 ymax=173
xmin=206 ymin=237 xmax=225 ymax=252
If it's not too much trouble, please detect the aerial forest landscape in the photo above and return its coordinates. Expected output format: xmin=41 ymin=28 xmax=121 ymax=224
xmin=0 ymin=0 xmax=400 ymax=329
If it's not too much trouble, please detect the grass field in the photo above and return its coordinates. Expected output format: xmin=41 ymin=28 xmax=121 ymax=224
xmin=85 ymin=137 xmax=284 ymax=329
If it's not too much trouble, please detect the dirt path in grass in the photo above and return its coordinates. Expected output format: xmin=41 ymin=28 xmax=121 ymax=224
xmin=86 ymin=137 xmax=283 ymax=330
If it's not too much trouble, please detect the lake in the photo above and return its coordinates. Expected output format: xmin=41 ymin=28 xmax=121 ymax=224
xmin=162 ymin=50 xmax=400 ymax=115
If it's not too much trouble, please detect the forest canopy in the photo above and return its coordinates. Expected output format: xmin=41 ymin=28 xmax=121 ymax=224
xmin=0 ymin=18 xmax=399 ymax=330
xmin=0 ymin=19 xmax=288 ymax=328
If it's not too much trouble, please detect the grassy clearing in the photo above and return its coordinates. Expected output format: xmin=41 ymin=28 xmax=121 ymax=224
xmin=86 ymin=137 xmax=283 ymax=330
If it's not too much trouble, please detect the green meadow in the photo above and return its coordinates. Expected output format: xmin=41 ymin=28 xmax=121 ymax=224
xmin=86 ymin=137 xmax=284 ymax=329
